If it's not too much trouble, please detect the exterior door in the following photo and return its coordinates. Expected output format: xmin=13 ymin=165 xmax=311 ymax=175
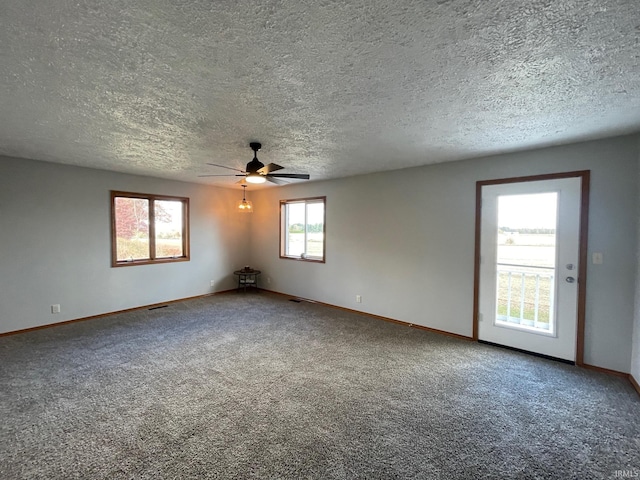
xmin=477 ymin=176 xmax=584 ymax=361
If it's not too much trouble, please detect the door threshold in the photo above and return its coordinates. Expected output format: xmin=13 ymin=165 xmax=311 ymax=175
xmin=478 ymin=340 xmax=575 ymax=365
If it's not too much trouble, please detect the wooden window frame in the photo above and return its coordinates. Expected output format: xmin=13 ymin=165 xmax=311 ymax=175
xmin=279 ymin=196 xmax=326 ymax=263
xmin=110 ymin=191 xmax=190 ymax=267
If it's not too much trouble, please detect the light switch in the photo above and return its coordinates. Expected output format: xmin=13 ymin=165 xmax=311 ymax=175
xmin=592 ymin=252 xmax=603 ymax=265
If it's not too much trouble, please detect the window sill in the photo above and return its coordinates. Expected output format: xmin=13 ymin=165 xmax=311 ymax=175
xmin=279 ymin=255 xmax=325 ymax=264
xmin=112 ymin=257 xmax=190 ymax=268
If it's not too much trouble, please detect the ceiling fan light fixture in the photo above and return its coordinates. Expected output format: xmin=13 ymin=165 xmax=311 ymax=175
xmin=246 ymin=172 xmax=266 ymax=184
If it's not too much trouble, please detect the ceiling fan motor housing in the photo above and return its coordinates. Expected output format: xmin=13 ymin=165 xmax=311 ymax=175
xmin=246 ymin=158 xmax=264 ymax=173
xmin=246 ymin=142 xmax=264 ymax=173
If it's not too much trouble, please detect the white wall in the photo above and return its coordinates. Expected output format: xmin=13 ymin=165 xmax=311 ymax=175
xmin=0 ymin=156 xmax=250 ymax=334
xmin=631 ymin=137 xmax=640 ymax=382
xmin=249 ymin=135 xmax=639 ymax=373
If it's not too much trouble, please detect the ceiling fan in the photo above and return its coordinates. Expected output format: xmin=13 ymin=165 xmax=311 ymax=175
xmin=199 ymin=142 xmax=310 ymax=185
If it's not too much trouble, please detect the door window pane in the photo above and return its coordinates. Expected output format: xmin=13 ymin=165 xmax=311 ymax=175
xmin=495 ymin=193 xmax=557 ymax=333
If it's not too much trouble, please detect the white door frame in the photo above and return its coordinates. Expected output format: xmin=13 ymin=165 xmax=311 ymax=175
xmin=472 ymin=171 xmax=590 ymax=365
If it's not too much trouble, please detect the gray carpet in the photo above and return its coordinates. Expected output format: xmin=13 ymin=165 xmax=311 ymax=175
xmin=1 ymin=293 xmax=638 ymax=479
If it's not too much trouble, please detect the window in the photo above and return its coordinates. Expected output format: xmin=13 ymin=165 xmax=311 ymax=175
xmin=280 ymin=197 xmax=326 ymax=262
xmin=111 ymin=191 xmax=189 ymax=267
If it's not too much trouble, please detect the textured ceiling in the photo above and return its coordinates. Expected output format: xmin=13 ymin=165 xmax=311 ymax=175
xmin=1 ymin=0 xmax=639 ymax=188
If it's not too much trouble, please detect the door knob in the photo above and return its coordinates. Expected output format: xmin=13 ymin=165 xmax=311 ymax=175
xmin=566 ymin=276 xmax=576 ymax=283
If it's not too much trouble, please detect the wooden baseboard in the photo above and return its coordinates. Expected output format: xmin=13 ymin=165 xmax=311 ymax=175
xmin=260 ymin=289 xmax=473 ymax=342
xmin=574 ymin=364 xmax=640 ymax=397
xmin=0 ymin=290 xmax=236 ymax=337
xmin=629 ymin=374 xmax=640 ymax=396
xmin=580 ymin=363 xmax=629 ymax=378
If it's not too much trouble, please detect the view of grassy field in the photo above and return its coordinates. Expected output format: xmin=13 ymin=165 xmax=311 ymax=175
xmin=116 ymin=238 xmax=183 ymax=261
xmin=286 ymin=232 xmax=324 ymax=258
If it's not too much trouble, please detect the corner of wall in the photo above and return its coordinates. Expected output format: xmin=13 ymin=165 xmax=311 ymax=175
xmin=630 ymin=135 xmax=640 ymax=384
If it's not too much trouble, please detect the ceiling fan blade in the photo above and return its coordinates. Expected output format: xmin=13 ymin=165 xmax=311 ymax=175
xmin=198 ymin=174 xmax=245 ymax=177
xmin=267 ymin=173 xmax=310 ymax=180
xmin=206 ymin=163 xmax=246 ymax=173
xmin=258 ymin=163 xmax=284 ymax=174
xmin=265 ymin=176 xmax=287 ymax=185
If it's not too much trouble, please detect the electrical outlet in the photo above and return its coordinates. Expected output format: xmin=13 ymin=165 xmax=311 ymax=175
xmin=210 ymin=280 xmax=215 ymax=287
xmin=592 ymin=252 xmax=603 ymax=265
xmin=356 ymin=295 xmax=362 ymax=303
xmin=267 ymin=277 xmax=272 ymax=284
xmin=51 ymin=304 xmax=61 ymax=314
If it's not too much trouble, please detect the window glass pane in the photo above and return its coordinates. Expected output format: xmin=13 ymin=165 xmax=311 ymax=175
xmin=496 ymin=193 xmax=557 ymax=332
xmin=286 ymin=203 xmax=306 ymax=257
xmin=114 ymin=197 xmax=150 ymax=261
xmin=155 ymin=200 xmax=184 ymax=258
xmin=306 ymin=202 xmax=324 ymax=258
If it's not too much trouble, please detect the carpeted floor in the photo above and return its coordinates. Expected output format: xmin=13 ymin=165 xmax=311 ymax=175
xmin=0 ymin=292 xmax=638 ymax=479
